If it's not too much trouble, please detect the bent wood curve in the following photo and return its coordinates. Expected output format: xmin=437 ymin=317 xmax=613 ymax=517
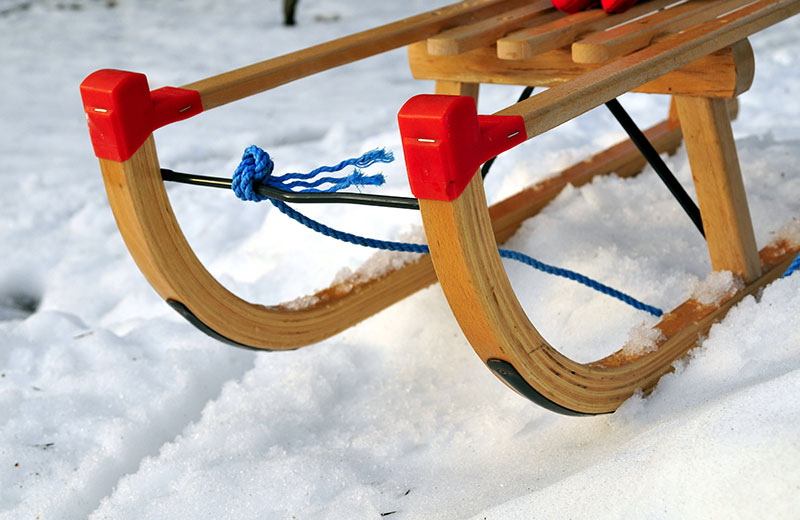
xmin=419 ymin=174 xmax=799 ymax=415
xmin=100 ymin=119 xmax=682 ymax=350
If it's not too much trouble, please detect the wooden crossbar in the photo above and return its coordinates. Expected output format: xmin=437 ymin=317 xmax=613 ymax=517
xmin=409 ymin=39 xmax=754 ymax=98
xmin=182 ymin=0 xmax=531 ymax=110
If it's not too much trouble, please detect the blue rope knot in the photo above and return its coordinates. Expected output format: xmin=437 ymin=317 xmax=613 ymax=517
xmin=232 ymin=145 xmax=391 ymax=202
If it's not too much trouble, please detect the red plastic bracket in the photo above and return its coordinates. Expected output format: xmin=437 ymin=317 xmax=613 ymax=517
xmin=80 ymin=69 xmax=203 ymax=162
xmin=398 ymin=95 xmax=526 ymax=202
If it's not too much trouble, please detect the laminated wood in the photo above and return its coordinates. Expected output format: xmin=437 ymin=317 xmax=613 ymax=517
xmin=419 ymin=173 xmax=799 ymax=414
xmin=100 ymin=117 xmax=681 ymax=351
xmin=88 ymin=0 xmax=799 ymax=413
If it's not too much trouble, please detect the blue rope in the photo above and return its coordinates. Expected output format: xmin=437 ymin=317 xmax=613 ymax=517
xmin=497 ymin=249 xmax=662 ymax=316
xmin=232 ymin=145 xmax=389 ymax=200
xmin=783 ymin=251 xmax=800 ymax=278
xmin=232 ymin=145 xmax=663 ymax=317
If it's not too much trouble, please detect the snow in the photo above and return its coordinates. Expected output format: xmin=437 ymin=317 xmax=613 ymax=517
xmin=0 ymin=1 xmax=799 ymax=519
xmin=622 ymin=321 xmax=664 ymax=356
xmin=690 ymin=270 xmax=745 ymax=307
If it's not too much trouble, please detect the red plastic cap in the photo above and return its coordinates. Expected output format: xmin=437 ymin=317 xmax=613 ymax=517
xmin=549 ymin=0 xmax=638 ymax=14
xmin=551 ymin=0 xmax=599 ymax=14
xmin=80 ymin=69 xmax=203 ymax=162
xmin=398 ymin=95 xmax=526 ymax=201
xmin=602 ymin=0 xmax=639 ymax=13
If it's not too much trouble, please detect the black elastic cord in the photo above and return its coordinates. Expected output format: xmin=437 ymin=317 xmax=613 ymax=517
xmin=161 ymin=169 xmax=420 ymax=210
xmin=605 ymin=98 xmax=705 ymax=237
xmin=164 ymin=86 xmax=537 ymax=207
xmin=482 ymin=86 xmax=535 ymax=179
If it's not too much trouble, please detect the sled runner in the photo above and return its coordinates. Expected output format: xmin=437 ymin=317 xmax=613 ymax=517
xmin=81 ymin=0 xmax=800 ymax=415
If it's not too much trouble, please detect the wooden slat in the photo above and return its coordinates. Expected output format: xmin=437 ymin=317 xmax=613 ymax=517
xmin=675 ymin=96 xmax=762 ymax=282
xmin=181 ymin=0 xmax=531 ymax=110
xmin=572 ymin=0 xmax=756 ymax=64
xmin=409 ymin=39 xmax=754 ymax=98
xmin=496 ymin=0 xmax=675 ymax=60
xmin=426 ymin=0 xmax=559 ymax=56
xmin=497 ymin=0 xmax=800 ymax=140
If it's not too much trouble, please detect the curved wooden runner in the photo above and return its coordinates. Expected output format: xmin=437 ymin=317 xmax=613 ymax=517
xmin=419 ymin=174 xmax=799 ymax=415
xmin=99 ymin=118 xmax=681 ymax=350
xmin=91 ymin=0 xmax=799 ymax=412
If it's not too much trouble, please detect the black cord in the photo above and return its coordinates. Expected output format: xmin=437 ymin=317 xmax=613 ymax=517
xmin=605 ymin=98 xmax=705 ymax=238
xmin=164 ymin=86 xmax=536 ymax=210
xmin=161 ymin=169 xmax=420 ymax=210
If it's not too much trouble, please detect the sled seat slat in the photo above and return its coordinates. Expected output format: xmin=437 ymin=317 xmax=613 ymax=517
xmin=572 ymin=0 xmax=758 ymax=64
xmin=496 ymin=0 xmax=797 ymax=140
xmin=426 ymin=0 xmax=558 ymax=56
xmin=496 ymin=0 xmax=675 ymax=60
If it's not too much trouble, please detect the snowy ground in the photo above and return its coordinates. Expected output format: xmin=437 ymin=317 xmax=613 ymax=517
xmin=1 ymin=1 xmax=799 ymax=518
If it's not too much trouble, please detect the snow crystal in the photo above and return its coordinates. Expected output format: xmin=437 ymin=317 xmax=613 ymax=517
xmin=622 ymin=322 xmax=666 ymax=356
xmin=690 ymin=270 xmax=745 ymax=307
xmin=774 ymin=217 xmax=800 ymax=246
xmin=335 ymin=226 xmax=426 ymax=281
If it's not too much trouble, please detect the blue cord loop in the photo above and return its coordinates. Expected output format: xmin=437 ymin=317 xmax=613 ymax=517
xmin=232 ymin=146 xmax=663 ymax=317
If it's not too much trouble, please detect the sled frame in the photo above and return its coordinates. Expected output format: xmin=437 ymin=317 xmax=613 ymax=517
xmin=82 ymin=0 xmax=800 ymax=414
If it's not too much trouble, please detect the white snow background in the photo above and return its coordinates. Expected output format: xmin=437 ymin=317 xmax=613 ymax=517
xmin=1 ymin=0 xmax=799 ymax=518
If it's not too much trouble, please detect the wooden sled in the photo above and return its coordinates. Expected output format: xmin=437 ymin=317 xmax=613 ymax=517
xmin=80 ymin=0 xmax=800 ymax=415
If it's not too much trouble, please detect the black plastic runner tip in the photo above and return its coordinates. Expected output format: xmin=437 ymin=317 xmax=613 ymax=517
xmin=166 ymin=299 xmax=268 ymax=352
xmin=487 ymin=359 xmax=600 ymax=416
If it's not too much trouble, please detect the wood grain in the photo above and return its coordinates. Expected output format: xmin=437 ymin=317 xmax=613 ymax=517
xmin=676 ymin=96 xmax=762 ymax=282
xmin=409 ymin=39 xmax=754 ymax=98
xmin=426 ymin=0 xmax=558 ymax=56
xmin=496 ymin=0 xmax=675 ymax=60
xmin=497 ymin=0 xmax=799 ymax=140
xmin=572 ymin=0 xmax=754 ymax=64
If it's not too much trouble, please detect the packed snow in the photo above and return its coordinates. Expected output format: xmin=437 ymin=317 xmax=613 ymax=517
xmin=1 ymin=1 xmax=799 ymax=519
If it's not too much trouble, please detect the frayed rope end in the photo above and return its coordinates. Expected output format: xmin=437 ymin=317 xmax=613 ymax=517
xmin=232 ymin=145 xmax=393 ymax=201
